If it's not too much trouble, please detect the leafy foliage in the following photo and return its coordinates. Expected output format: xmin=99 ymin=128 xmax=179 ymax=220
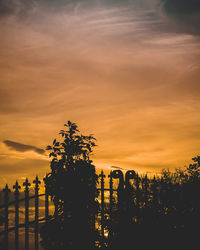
xmin=186 ymin=155 xmax=200 ymax=181
xmin=42 ymin=121 xmax=99 ymax=249
xmin=104 ymin=157 xmax=200 ymax=249
xmin=44 ymin=121 xmax=98 ymax=208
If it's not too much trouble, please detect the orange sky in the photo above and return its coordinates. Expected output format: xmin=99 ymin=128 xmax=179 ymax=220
xmin=0 ymin=0 xmax=200 ymax=185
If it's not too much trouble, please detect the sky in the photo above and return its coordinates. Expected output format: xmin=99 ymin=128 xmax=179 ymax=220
xmin=0 ymin=0 xmax=200 ymax=185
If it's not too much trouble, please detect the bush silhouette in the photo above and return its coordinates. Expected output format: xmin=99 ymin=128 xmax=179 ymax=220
xmin=40 ymin=121 xmax=99 ymax=249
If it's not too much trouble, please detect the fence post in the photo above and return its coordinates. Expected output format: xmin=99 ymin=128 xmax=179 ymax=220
xmin=135 ymin=174 xmax=140 ymax=223
xmin=99 ymin=170 xmax=105 ymax=244
xmin=111 ymin=170 xmax=124 ymax=243
xmin=3 ymin=184 xmax=10 ymax=250
xmin=108 ymin=171 xmax=114 ymax=244
xmin=44 ymin=182 xmax=49 ymax=224
xmin=125 ymin=171 xmax=135 ymax=222
xmin=142 ymin=175 xmax=148 ymax=208
xmin=23 ymin=178 xmax=31 ymax=250
xmin=112 ymin=170 xmax=124 ymax=211
xmin=125 ymin=171 xmax=136 ymax=201
xmin=13 ymin=181 xmax=21 ymax=250
xmin=33 ymin=176 xmax=41 ymax=250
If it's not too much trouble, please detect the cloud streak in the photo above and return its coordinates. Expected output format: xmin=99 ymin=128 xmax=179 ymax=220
xmin=3 ymin=140 xmax=45 ymax=155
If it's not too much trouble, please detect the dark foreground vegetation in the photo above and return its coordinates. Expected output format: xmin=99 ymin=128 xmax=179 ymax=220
xmin=106 ymin=164 xmax=200 ymax=249
xmin=40 ymin=160 xmax=200 ymax=249
xmin=40 ymin=122 xmax=200 ymax=249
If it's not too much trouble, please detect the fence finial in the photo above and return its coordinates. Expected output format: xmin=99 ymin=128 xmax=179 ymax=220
xmin=23 ymin=178 xmax=31 ymax=189
xmin=13 ymin=181 xmax=21 ymax=192
xmin=3 ymin=184 xmax=11 ymax=193
xmin=33 ymin=176 xmax=41 ymax=188
xmin=99 ymin=170 xmax=105 ymax=178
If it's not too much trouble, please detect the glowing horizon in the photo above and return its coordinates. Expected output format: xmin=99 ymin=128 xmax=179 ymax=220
xmin=0 ymin=0 xmax=200 ymax=185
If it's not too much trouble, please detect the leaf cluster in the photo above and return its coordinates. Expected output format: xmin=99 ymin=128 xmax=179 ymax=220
xmin=44 ymin=121 xmax=99 ymax=217
xmin=46 ymin=121 xmax=97 ymax=172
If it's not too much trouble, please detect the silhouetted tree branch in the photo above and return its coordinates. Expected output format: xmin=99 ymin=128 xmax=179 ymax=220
xmin=41 ymin=121 xmax=99 ymax=249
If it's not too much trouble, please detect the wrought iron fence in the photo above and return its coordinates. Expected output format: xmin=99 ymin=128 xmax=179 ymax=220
xmin=0 ymin=176 xmax=52 ymax=250
xmin=0 ymin=170 xmax=136 ymax=250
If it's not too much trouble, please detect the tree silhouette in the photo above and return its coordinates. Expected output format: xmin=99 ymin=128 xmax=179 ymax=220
xmin=186 ymin=155 xmax=200 ymax=182
xmin=40 ymin=121 xmax=99 ymax=249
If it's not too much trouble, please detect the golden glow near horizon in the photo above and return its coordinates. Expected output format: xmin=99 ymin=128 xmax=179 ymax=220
xmin=0 ymin=0 xmax=200 ymax=185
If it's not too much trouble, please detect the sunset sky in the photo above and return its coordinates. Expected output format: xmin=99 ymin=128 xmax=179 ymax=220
xmin=0 ymin=0 xmax=200 ymax=185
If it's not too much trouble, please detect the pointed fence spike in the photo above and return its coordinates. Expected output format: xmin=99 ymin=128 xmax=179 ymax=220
xmin=3 ymin=184 xmax=11 ymax=193
xmin=13 ymin=181 xmax=21 ymax=192
xmin=99 ymin=170 xmax=105 ymax=178
xmin=13 ymin=181 xmax=20 ymax=250
xmin=23 ymin=178 xmax=31 ymax=187
xmin=100 ymin=170 xmax=105 ymax=245
xmin=33 ymin=176 xmax=40 ymax=250
xmin=33 ymin=176 xmax=41 ymax=188
xmin=23 ymin=178 xmax=30 ymax=250
xmin=33 ymin=175 xmax=41 ymax=183
xmin=108 ymin=171 xmax=114 ymax=243
xmin=3 ymin=184 xmax=10 ymax=249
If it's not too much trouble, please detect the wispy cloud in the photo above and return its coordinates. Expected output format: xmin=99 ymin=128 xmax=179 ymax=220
xmin=0 ymin=0 xmax=200 ymax=182
xmin=3 ymin=140 xmax=45 ymax=155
